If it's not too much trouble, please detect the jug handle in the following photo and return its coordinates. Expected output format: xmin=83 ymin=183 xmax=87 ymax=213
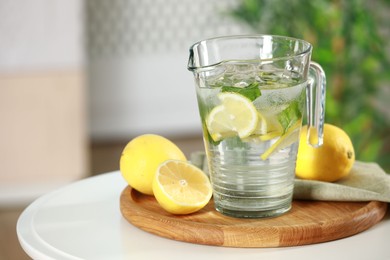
xmin=307 ymin=62 xmax=326 ymax=147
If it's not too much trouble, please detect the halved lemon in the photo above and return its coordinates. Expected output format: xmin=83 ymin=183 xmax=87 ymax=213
xmin=206 ymin=92 xmax=258 ymax=142
xmin=260 ymin=121 xmax=302 ymax=160
xmin=152 ymin=160 xmax=212 ymax=215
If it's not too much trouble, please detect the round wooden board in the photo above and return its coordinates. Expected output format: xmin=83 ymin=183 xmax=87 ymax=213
xmin=120 ymin=186 xmax=387 ymax=248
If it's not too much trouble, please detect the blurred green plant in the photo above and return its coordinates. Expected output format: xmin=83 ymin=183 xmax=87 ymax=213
xmin=228 ymin=0 xmax=390 ymax=171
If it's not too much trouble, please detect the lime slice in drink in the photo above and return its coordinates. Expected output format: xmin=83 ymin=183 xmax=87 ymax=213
xmin=260 ymin=121 xmax=301 ymax=160
xmin=206 ymin=92 xmax=259 ymax=142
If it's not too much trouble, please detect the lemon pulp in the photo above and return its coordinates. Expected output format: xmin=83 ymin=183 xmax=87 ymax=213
xmin=153 ymin=160 xmax=212 ymax=215
xmin=206 ymin=92 xmax=259 ymax=142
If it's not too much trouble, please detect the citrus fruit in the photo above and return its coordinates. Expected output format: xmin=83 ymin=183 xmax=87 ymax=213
xmin=120 ymin=134 xmax=186 ymax=195
xmin=252 ymin=112 xmax=268 ymax=135
xmin=153 ymin=160 xmax=212 ymax=215
xmin=260 ymin=121 xmax=301 ymax=160
xmin=206 ymin=92 xmax=258 ymax=141
xmin=295 ymin=124 xmax=355 ymax=182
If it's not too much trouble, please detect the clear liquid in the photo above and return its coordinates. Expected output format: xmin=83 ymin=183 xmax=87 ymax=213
xmin=196 ymin=64 xmax=306 ymax=218
xmin=206 ymin=136 xmax=298 ymax=218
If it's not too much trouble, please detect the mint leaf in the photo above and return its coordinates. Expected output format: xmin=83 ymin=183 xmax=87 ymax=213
xmin=221 ymin=82 xmax=261 ymax=101
xmin=277 ymin=101 xmax=302 ymax=133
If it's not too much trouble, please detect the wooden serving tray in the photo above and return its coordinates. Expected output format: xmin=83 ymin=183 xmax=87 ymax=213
xmin=120 ymin=186 xmax=387 ymax=248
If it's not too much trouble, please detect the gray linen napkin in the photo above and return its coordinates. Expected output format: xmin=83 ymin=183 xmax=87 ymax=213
xmin=190 ymin=151 xmax=390 ymax=203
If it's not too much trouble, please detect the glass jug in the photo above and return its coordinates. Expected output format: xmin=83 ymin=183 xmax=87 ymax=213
xmin=188 ymin=35 xmax=326 ymax=218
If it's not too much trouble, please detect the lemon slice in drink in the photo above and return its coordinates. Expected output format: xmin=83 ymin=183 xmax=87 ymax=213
xmin=258 ymin=131 xmax=282 ymax=141
xmin=206 ymin=92 xmax=258 ymax=141
xmin=243 ymin=112 xmax=283 ymax=142
xmin=256 ymin=113 xmax=284 ymax=140
xmin=260 ymin=121 xmax=301 ymax=160
xmin=253 ymin=112 xmax=268 ymax=135
xmin=152 ymin=160 xmax=212 ymax=215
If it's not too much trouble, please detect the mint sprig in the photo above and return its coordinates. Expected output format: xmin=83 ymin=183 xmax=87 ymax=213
xmin=277 ymin=101 xmax=302 ymax=134
xmin=221 ymin=82 xmax=261 ymax=101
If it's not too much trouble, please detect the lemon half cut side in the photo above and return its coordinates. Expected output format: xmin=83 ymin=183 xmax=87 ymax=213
xmin=152 ymin=160 xmax=212 ymax=215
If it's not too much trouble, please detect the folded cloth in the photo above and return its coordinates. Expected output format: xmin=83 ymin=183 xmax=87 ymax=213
xmin=190 ymin=151 xmax=390 ymax=203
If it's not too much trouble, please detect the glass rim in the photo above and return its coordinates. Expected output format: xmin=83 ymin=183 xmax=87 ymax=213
xmin=187 ymin=34 xmax=313 ymax=71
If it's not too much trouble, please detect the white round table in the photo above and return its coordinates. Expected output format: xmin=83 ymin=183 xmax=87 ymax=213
xmin=17 ymin=171 xmax=390 ymax=260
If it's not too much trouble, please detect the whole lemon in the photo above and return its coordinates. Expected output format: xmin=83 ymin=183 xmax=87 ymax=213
xmin=295 ymin=124 xmax=355 ymax=182
xmin=120 ymin=134 xmax=186 ymax=195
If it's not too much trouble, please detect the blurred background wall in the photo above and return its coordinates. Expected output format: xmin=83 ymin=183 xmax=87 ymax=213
xmin=0 ymin=0 xmax=251 ymax=205
xmin=0 ymin=0 xmax=389 ymax=206
xmin=0 ymin=0 xmax=87 ymax=205
xmin=86 ymin=0 xmax=251 ymax=140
